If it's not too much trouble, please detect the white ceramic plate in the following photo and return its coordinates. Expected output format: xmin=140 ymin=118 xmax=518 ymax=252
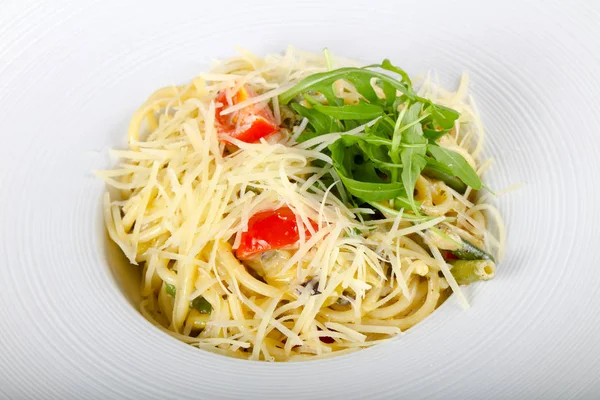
xmin=1 ymin=0 xmax=599 ymax=399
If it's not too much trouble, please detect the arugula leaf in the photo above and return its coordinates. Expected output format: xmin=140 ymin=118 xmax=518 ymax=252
xmin=401 ymin=149 xmax=427 ymax=212
xmin=338 ymin=175 xmax=411 ymax=203
xmin=311 ymin=102 xmax=384 ymax=120
xmin=358 ymin=141 xmax=400 ymax=173
xmin=279 ymin=67 xmax=415 ymax=105
xmin=290 ymin=103 xmax=335 ymax=134
xmin=378 ymin=59 xmax=413 ymax=91
xmin=430 ymin=104 xmax=460 ymax=130
xmin=339 ymin=134 xmax=392 ymax=147
xmin=422 ymin=123 xmax=448 ymax=141
xmin=398 ymin=103 xmax=428 ymax=212
xmin=380 ymin=79 xmax=398 ymax=106
xmin=295 ymin=130 xmax=324 ymax=143
xmin=319 ymin=84 xmax=343 ymax=106
xmin=331 ymin=139 xmax=379 ymax=181
xmin=281 ymin=60 xmax=470 ymax=212
xmin=391 ymin=105 xmax=409 ymax=155
xmin=338 ymin=133 xmax=399 ymax=175
xmin=427 ymin=145 xmax=482 ymax=189
xmin=380 ymin=115 xmax=397 ymax=136
xmin=329 ymin=139 xmax=411 ymax=203
xmin=345 ymin=72 xmax=381 ymax=104
xmin=401 ymin=103 xmax=426 ymax=145
xmin=422 ymin=158 xmax=468 ymax=193
xmin=422 ymin=104 xmax=460 ymax=140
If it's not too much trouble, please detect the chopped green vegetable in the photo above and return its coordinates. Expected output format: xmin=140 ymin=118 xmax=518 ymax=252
xmin=190 ymin=296 xmax=213 ymax=314
xmin=450 ymin=260 xmax=496 ymax=285
xmin=450 ymin=238 xmax=495 ymax=262
xmin=164 ymin=283 xmax=213 ymax=314
xmin=165 ymin=283 xmax=177 ymax=297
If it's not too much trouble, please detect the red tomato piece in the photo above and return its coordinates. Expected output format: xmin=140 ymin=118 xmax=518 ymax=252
xmin=215 ymin=85 xmax=279 ymax=143
xmin=235 ymin=206 xmax=316 ymax=260
xmin=443 ymin=251 xmax=458 ymax=260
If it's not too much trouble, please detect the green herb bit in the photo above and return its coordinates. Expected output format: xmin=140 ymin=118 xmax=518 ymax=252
xmin=165 ymin=283 xmax=213 ymax=314
xmin=165 ymin=283 xmax=177 ymax=297
xmin=190 ymin=296 xmax=213 ymax=314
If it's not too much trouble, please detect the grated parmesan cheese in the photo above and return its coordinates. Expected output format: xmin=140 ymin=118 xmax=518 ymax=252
xmin=97 ymin=46 xmax=506 ymax=361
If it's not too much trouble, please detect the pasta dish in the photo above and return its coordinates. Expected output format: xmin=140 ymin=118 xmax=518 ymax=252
xmin=97 ymin=47 xmax=505 ymax=361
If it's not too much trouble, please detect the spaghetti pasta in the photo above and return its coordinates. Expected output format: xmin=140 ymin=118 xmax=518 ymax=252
xmin=96 ymin=47 xmax=505 ymax=361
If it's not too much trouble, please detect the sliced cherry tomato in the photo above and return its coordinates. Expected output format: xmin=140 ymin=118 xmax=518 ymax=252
xmin=235 ymin=206 xmax=316 ymax=260
xmin=215 ymin=85 xmax=279 ymax=143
